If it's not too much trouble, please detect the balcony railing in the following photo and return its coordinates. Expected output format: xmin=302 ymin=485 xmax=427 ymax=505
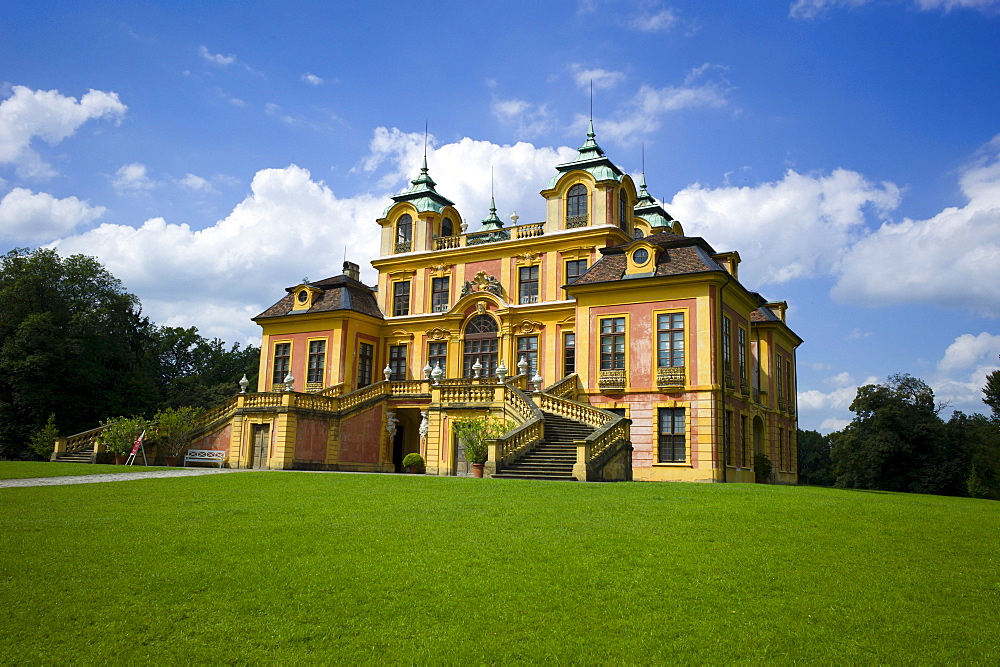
xmin=434 ymin=235 xmax=461 ymax=250
xmin=724 ymin=369 xmax=736 ymax=390
xmin=566 ymin=215 xmax=588 ymax=229
xmin=515 ymin=222 xmax=544 ymax=239
xmin=656 ymin=366 xmax=685 ymax=390
xmin=394 ymin=241 xmax=411 ymax=253
xmin=467 ymin=229 xmax=511 ymax=246
xmin=740 ymin=378 xmax=750 ymax=396
xmin=598 ymin=368 xmax=626 ymax=392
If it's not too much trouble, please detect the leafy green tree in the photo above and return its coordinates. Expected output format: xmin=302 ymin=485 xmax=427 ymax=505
xmin=948 ymin=410 xmax=1000 ymax=500
xmin=151 ymin=406 xmax=204 ymax=459
xmin=0 ymin=248 xmax=156 ymax=459
xmin=150 ymin=326 xmax=259 ymax=409
xmin=797 ymin=429 xmax=834 ymax=486
xmin=983 ymin=361 xmax=1000 ymax=421
xmin=99 ymin=415 xmax=148 ymax=457
xmin=28 ymin=413 xmax=59 ymax=460
xmin=831 ymin=374 xmax=959 ymax=495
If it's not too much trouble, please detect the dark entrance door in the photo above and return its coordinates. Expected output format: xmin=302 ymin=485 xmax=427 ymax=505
xmin=392 ymin=423 xmax=405 ymax=473
xmin=251 ymin=423 xmax=270 ymax=469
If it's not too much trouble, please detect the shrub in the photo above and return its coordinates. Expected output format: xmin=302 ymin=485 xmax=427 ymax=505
xmin=28 ymin=414 xmax=59 ymax=459
xmin=402 ymin=453 xmax=424 ymax=469
xmin=100 ymin=415 xmax=148 ymax=456
xmin=454 ymin=416 xmax=513 ymax=465
xmin=754 ymin=452 xmax=773 ymax=482
xmin=152 ymin=406 xmax=204 ymax=457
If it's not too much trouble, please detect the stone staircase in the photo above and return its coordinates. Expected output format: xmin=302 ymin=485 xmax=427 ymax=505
xmin=492 ymin=412 xmax=594 ymax=481
xmin=53 ymin=451 xmax=94 ymax=464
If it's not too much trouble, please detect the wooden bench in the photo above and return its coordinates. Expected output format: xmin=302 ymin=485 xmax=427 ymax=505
xmin=183 ymin=449 xmax=227 ymax=468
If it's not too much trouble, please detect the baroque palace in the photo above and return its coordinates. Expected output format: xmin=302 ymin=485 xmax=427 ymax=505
xmin=58 ymin=125 xmax=802 ymax=482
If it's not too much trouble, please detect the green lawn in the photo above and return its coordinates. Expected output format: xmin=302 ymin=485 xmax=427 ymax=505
xmin=1 ymin=472 xmax=997 ymax=663
xmin=0 ymin=461 xmax=173 ymax=479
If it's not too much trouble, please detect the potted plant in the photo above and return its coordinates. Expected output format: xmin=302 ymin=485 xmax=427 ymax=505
xmin=453 ymin=416 xmax=512 ymax=478
xmin=100 ymin=415 xmax=148 ymax=464
xmin=754 ymin=452 xmax=773 ymax=483
xmin=402 ymin=452 xmax=425 ymax=474
xmin=153 ymin=406 xmax=204 ymax=466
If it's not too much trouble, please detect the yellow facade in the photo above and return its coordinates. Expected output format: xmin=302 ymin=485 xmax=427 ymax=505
xmin=148 ymin=126 xmax=801 ymax=482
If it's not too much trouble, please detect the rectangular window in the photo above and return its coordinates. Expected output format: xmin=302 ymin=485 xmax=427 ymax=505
xmin=565 ymin=259 xmax=587 ymax=294
xmin=563 ymin=333 xmax=576 ymax=376
xmin=776 ymin=354 xmax=784 ymax=399
xmin=392 ymin=281 xmax=410 ymax=316
xmin=428 ymin=341 xmax=447 ymax=375
xmin=722 ymin=316 xmax=732 ymax=369
xmin=786 ymin=357 xmax=793 ymax=410
xmin=272 ymin=342 xmax=291 ymax=387
xmin=656 ymin=312 xmax=685 ymax=368
xmin=357 ymin=342 xmax=373 ymax=388
xmin=307 ymin=340 xmax=326 ymax=384
xmin=600 ymin=317 xmax=626 ymax=370
xmin=738 ymin=328 xmax=747 ymax=381
xmin=388 ymin=345 xmax=407 ymax=381
xmin=519 ymin=265 xmax=539 ymax=304
xmin=517 ymin=336 xmax=539 ymax=377
xmin=431 ymin=277 xmax=450 ymax=312
xmin=658 ymin=407 xmax=686 ymax=463
xmin=724 ymin=410 xmax=733 ymax=467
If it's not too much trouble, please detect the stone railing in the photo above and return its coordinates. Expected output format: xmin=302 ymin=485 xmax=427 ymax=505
xmin=340 ymin=381 xmax=390 ymax=412
xmin=598 ymin=369 xmax=627 ymax=392
xmin=439 ymin=384 xmax=498 ymax=404
xmin=489 ymin=384 xmax=545 ymax=469
xmin=293 ymin=393 xmax=339 ymax=413
xmin=243 ymin=393 xmax=284 ymax=409
xmin=514 ymin=222 xmax=544 ymax=239
xmin=318 ymin=383 xmax=345 ymax=398
xmin=434 ymin=235 xmax=461 ymax=250
xmin=538 ymin=393 xmax=614 ymax=429
xmin=390 ymin=380 xmax=428 ymax=396
xmin=545 ymin=374 xmax=580 ymax=400
xmin=656 ymin=366 xmax=685 ymax=390
xmin=575 ymin=412 xmax=631 ymax=481
xmin=53 ymin=425 xmax=105 ymax=457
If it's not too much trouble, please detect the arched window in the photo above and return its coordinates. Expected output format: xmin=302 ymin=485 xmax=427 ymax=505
xmin=566 ymin=184 xmax=588 ymax=228
xmin=395 ymin=214 xmax=412 ymax=252
xmin=463 ymin=314 xmax=499 ymax=378
xmin=441 ymin=217 xmax=454 ymax=237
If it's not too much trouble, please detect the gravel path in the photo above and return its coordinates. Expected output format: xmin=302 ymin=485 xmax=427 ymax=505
xmin=0 ymin=468 xmax=255 ymax=488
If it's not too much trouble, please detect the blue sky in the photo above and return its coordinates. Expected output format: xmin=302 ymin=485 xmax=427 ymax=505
xmin=1 ymin=0 xmax=998 ymax=432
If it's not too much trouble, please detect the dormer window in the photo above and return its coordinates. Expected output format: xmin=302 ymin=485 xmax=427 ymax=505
xmin=441 ymin=217 xmax=454 ymax=237
xmin=395 ymin=214 xmax=412 ymax=253
xmin=632 ymin=248 xmax=649 ymax=266
xmin=566 ymin=184 xmax=588 ymax=228
xmin=297 ymin=289 xmax=309 ymax=304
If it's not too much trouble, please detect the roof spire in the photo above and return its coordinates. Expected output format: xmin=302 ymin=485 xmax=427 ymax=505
xmin=480 ymin=165 xmax=504 ymax=230
xmin=577 ymin=84 xmax=605 ymax=159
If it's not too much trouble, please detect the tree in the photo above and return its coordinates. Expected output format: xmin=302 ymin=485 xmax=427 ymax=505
xmin=797 ymin=429 xmax=834 ymax=486
xmin=0 ymin=248 xmax=156 ymax=459
xmin=948 ymin=411 xmax=1000 ymax=500
xmin=831 ymin=374 xmax=958 ymax=495
xmin=983 ymin=360 xmax=1000 ymax=421
xmin=150 ymin=326 xmax=259 ymax=409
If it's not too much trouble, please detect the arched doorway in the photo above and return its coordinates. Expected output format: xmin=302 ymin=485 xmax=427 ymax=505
xmin=463 ymin=314 xmax=499 ymax=378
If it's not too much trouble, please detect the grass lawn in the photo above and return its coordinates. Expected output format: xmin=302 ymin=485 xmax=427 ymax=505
xmin=0 ymin=461 xmax=173 ymax=479
xmin=1 ymin=472 xmax=998 ymax=663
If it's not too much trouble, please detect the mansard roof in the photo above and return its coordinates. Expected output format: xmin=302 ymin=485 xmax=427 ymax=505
xmin=568 ymin=231 xmax=726 ymax=286
xmin=255 ymin=274 xmax=384 ymax=320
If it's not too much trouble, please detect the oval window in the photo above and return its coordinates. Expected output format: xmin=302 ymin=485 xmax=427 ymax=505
xmin=297 ymin=290 xmax=309 ymax=304
xmin=633 ymin=248 xmax=649 ymax=265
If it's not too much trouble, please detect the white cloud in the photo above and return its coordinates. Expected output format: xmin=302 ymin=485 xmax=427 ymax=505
xmin=112 ymin=162 xmax=154 ymax=191
xmin=570 ymin=65 xmax=626 ymax=90
xmin=179 ymin=173 xmax=218 ymax=194
xmin=832 ymin=134 xmax=1000 ymax=317
xmin=301 ymin=73 xmax=324 ymax=86
xmin=491 ymin=98 xmax=553 ymax=140
xmin=937 ymin=332 xmax=1000 ymax=372
xmin=846 ymin=328 xmax=874 ymax=340
xmin=0 ymin=187 xmax=104 ymax=242
xmin=597 ymin=65 xmax=731 ymax=144
xmin=199 ymin=45 xmax=236 ymax=66
xmin=0 ymin=85 xmax=126 ymax=179
xmin=51 ymin=164 xmax=385 ymax=343
xmin=626 ymin=2 xmax=678 ymax=31
xmin=670 ymin=167 xmax=901 ymax=287
xmin=790 ymin=0 xmax=1000 ymax=19
xmin=360 ymin=127 xmax=578 ymax=224
xmin=798 ymin=373 xmax=879 ymax=433
xmin=932 ymin=334 xmax=1000 ymax=415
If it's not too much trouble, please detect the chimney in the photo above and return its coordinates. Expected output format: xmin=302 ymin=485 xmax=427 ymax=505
xmin=343 ymin=261 xmax=361 ymax=281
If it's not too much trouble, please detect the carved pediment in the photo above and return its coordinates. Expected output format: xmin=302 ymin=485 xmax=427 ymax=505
xmin=425 ymin=327 xmax=452 ymax=341
xmin=513 ymin=320 xmax=545 ymax=335
xmin=460 ymin=270 xmax=504 ymax=299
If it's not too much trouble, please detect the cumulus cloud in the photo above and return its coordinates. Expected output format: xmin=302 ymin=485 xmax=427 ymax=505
xmin=597 ymin=65 xmax=731 ymax=144
xmin=670 ymin=167 xmax=901 ymax=286
xmin=111 ymin=162 xmax=155 ymax=191
xmin=0 ymin=187 xmax=104 ymax=242
xmin=798 ymin=372 xmax=879 ymax=432
xmin=199 ymin=45 xmax=236 ymax=66
xmin=937 ymin=332 xmax=1000 ymax=372
xmin=832 ymin=134 xmax=1000 ymax=316
xmin=790 ymin=0 xmax=1000 ymax=19
xmin=570 ymin=65 xmax=626 ymax=90
xmin=626 ymin=2 xmax=678 ymax=31
xmin=301 ymin=73 xmax=324 ymax=86
xmin=0 ymin=85 xmax=126 ymax=179
xmin=932 ymin=332 xmax=1000 ymax=415
xmin=51 ymin=165 xmax=385 ymax=343
xmin=360 ymin=127 xmax=577 ymax=224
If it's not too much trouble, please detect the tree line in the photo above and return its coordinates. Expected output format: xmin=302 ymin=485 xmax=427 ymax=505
xmin=798 ymin=371 xmax=1000 ymax=500
xmin=0 ymin=248 xmax=259 ymax=460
